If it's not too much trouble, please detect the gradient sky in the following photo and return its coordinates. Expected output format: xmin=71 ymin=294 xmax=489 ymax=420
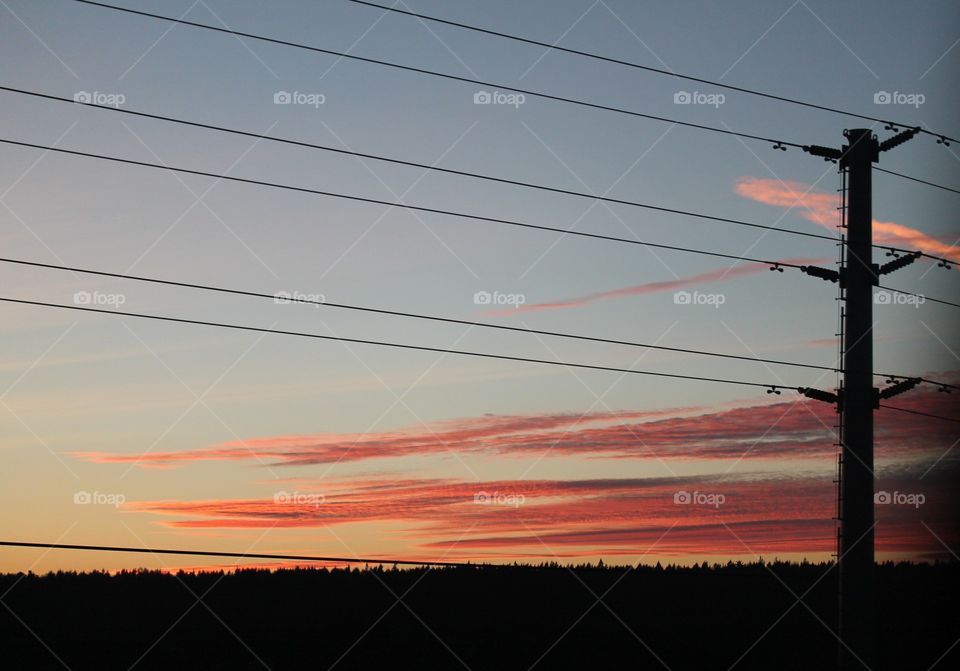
xmin=0 ymin=0 xmax=957 ymax=572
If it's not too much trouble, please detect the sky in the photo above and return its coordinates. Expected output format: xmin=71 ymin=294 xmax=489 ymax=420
xmin=0 ymin=0 xmax=958 ymax=572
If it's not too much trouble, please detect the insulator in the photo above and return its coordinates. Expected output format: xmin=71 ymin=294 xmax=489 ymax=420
xmin=878 ymin=378 xmax=921 ymax=400
xmin=804 ymin=144 xmax=844 ymax=160
xmin=879 ymin=127 xmax=920 ymax=152
xmin=878 ymin=251 xmax=921 ymax=275
xmin=802 ymin=265 xmax=841 ymax=283
xmin=799 ymin=387 xmax=839 ymax=404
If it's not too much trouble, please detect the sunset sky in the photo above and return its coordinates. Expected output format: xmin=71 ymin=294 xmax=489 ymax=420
xmin=0 ymin=0 xmax=957 ymax=573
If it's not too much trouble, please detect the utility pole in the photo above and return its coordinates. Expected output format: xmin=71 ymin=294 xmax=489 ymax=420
xmin=800 ymin=126 xmax=920 ymax=670
xmin=837 ymin=128 xmax=877 ymax=670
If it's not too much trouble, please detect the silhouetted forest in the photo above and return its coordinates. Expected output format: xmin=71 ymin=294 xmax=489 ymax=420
xmin=2 ymin=560 xmax=956 ymax=670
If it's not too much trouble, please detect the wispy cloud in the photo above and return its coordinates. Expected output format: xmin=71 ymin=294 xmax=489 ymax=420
xmin=123 ymin=462 xmax=959 ymax=561
xmin=73 ymin=381 xmax=957 ymax=468
xmin=736 ymin=177 xmax=960 ymax=262
xmin=484 ymin=172 xmax=955 ymax=319
xmin=488 ymin=258 xmax=825 ymax=316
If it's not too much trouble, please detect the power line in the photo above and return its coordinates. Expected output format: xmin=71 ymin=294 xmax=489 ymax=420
xmin=3 ymin=257 xmax=950 ymax=390
xmin=877 ymin=404 xmax=960 ymax=424
xmin=876 ymin=244 xmax=956 ymax=270
xmin=877 ymin=284 xmax=960 ymax=309
xmin=71 ymin=0 xmax=807 ymax=149
xmin=0 ymin=296 xmax=796 ymax=391
xmin=917 ymin=378 xmax=960 ymax=393
xmin=0 ymin=137 xmax=833 ymax=263
xmin=52 ymin=7 xmax=957 ymax=291
xmin=0 ymin=85 xmax=830 ymax=249
xmin=0 ymin=160 xmax=949 ymax=388
xmin=0 ymin=540 xmax=482 ymax=568
xmin=6 ymin=91 xmax=952 ymax=266
xmin=873 ymin=167 xmax=960 ymax=196
xmin=348 ymin=0 xmax=959 ymax=147
xmin=878 ymin=377 xmax=960 ymax=393
xmin=3 ymin=14 xmax=949 ymax=390
xmin=0 ymin=256 xmax=842 ymax=374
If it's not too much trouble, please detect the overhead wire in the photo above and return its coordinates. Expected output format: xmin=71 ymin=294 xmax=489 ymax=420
xmin=877 ymin=284 xmax=960 ymax=310
xmin=346 ymin=0 xmax=960 ymax=146
xmin=4 ymin=256 xmax=953 ymax=391
xmin=0 ymin=85 xmax=830 ymax=245
xmin=71 ymin=0 xmax=808 ymax=149
xmin=0 ymin=295 xmax=799 ymax=391
xmin=877 ymin=404 xmax=960 ymax=424
xmin=0 ymin=137 xmax=830 ymax=268
xmin=0 ymin=257 xmax=842 ymax=374
xmin=874 ymin=167 xmax=960 ymax=196
xmin=0 ymin=540 xmax=484 ymax=568
xmin=3 ymin=88 xmax=953 ymax=265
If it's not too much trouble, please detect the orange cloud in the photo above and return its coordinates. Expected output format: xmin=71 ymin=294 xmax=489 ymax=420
xmin=72 ymin=381 xmax=958 ymax=468
xmin=735 ymin=177 xmax=960 ymax=262
xmin=123 ymin=464 xmax=959 ymax=562
xmin=102 ymin=382 xmax=957 ymax=563
xmin=487 ymin=175 xmax=954 ymax=319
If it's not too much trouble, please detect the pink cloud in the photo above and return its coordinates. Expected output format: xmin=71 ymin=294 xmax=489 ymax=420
xmin=736 ymin=177 xmax=960 ymax=262
xmin=489 ymin=258 xmax=825 ymax=316
xmin=72 ymin=380 xmax=958 ymax=468
xmin=123 ymin=464 xmax=959 ymax=561
xmin=488 ymin=174 xmax=955 ymax=319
